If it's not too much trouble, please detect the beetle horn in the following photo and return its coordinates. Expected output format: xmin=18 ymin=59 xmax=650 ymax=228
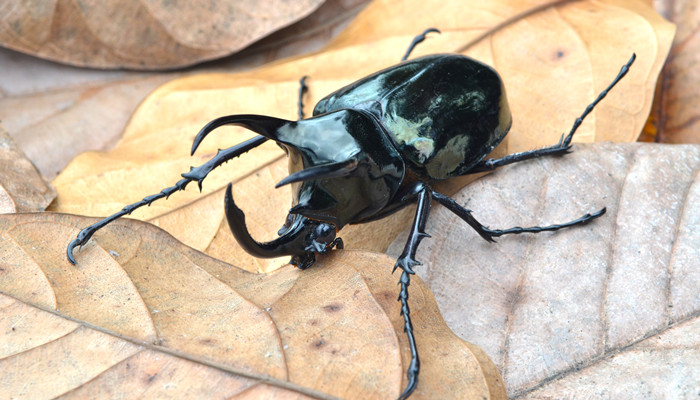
xmin=275 ymin=158 xmax=359 ymax=188
xmin=224 ymin=183 xmax=313 ymax=258
xmin=191 ymin=114 xmax=291 ymax=155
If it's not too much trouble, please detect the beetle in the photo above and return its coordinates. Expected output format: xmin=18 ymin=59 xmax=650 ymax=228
xmin=67 ymin=28 xmax=635 ymax=399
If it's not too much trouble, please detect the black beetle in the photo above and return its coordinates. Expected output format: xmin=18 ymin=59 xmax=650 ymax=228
xmin=67 ymin=29 xmax=635 ymax=399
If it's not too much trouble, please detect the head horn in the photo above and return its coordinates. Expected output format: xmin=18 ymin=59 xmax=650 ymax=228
xmin=224 ymin=184 xmax=336 ymax=265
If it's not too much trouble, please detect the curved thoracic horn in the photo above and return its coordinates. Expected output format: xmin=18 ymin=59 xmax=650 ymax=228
xmin=275 ymin=158 xmax=359 ymax=188
xmin=191 ymin=114 xmax=291 ymax=155
xmin=224 ymin=183 xmax=314 ymax=258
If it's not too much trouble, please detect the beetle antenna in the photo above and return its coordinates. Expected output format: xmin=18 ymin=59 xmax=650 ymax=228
xmin=402 ymin=28 xmax=441 ymax=61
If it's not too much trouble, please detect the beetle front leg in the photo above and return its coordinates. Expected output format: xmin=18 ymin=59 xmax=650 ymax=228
xmin=394 ymin=183 xmax=432 ymax=400
xmin=66 ymin=136 xmax=268 ymax=264
xmin=467 ymin=54 xmax=635 ymax=174
xmin=431 ymin=190 xmax=605 ymax=242
xmin=297 ymin=76 xmax=309 ymax=120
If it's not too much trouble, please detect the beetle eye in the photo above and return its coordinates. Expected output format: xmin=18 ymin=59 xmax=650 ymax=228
xmin=313 ymin=223 xmax=336 ymax=244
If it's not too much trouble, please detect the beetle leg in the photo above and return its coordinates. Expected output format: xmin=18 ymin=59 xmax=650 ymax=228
xmin=330 ymin=237 xmax=344 ymax=250
xmin=182 ymin=136 xmax=268 ymax=190
xmin=66 ymin=136 xmax=268 ymax=265
xmin=467 ymin=54 xmax=635 ymax=174
xmin=401 ymin=28 xmax=440 ymax=61
xmin=394 ymin=183 xmax=432 ymax=400
xmin=431 ymin=190 xmax=606 ymax=242
xmin=298 ymin=76 xmax=309 ymax=120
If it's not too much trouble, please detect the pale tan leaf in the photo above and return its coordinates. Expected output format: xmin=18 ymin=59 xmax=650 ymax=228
xmin=387 ymin=142 xmax=700 ymax=397
xmin=522 ymin=316 xmax=700 ymax=398
xmin=0 ymin=125 xmax=55 ymax=213
xmin=0 ymin=0 xmax=326 ymax=69
xmin=0 ymin=213 xmax=504 ymax=399
xmin=1 ymin=73 xmax=178 ymax=179
xmin=49 ymin=0 xmax=673 ymax=271
xmin=0 ymin=185 xmax=15 ymax=214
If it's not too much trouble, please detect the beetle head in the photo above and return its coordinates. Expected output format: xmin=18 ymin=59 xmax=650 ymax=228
xmin=192 ymin=109 xmax=405 ymax=266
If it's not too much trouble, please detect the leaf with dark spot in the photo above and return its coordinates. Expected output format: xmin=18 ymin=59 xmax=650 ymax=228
xmin=0 ymin=212 xmax=503 ymax=399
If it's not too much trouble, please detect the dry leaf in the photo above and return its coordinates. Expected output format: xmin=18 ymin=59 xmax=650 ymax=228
xmin=0 ymin=186 xmax=14 ymax=213
xmin=0 ymin=0 xmax=325 ymax=69
xmin=387 ymin=142 xmax=700 ymax=397
xmin=523 ymin=317 xmax=700 ymax=398
xmin=1 ymin=73 xmax=179 ymax=180
xmin=646 ymin=0 xmax=700 ymax=143
xmin=0 ymin=0 xmax=370 ymax=181
xmin=238 ymin=0 xmax=370 ymax=60
xmin=49 ymin=0 xmax=673 ymax=271
xmin=0 ymin=212 xmax=504 ymax=399
xmin=0 ymin=125 xmax=55 ymax=213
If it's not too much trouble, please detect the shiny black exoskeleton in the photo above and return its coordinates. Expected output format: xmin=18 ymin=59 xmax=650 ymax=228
xmin=67 ymin=28 xmax=636 ymax=399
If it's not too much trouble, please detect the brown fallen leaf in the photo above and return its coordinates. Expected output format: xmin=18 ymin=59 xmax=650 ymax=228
xmin=0 ymin=212 xmax=504 ymax=399
xmin=0 ymin=125 xmax=55 ymax=213
xmin=0 ymin=0 xmax=326 ymax=69
xmin=0 ymin=0 xmax=370 ymax=181
xmin=48 ymin=0 xmax=674 ymax=271
xmin=236 ymin=0 xmax=370 ymax=60
xmin=645 ymin=0 xmax=700 ymax=143
xmin=387 ymin=142 xmax=700 ymax=397
xmin=2 ymin=73 xmax=181 ymax=180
